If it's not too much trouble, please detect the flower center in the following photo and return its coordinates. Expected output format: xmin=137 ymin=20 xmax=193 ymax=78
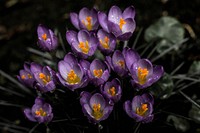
xmin=82 ymin=16 xmax=92 ymax=31
xmin=21 ymin=73 xmax=32 ymax=80
xmin=92 ymin=103 xmax=103 ymax=120
xmin=39 ymin=73 xmax=51 ymax=85
xmin=136 ymin=103 xmax=148 ymax=116
xmin=35 ymin=108 xmax=47 ymax=117
xmin=67 ymin=70 xmax=80 ymax=84
xmin=78 ymin=41 xmax=89 ymax=54
xmin=137 ymin=67 xmax=149 ymax=85
xmin=108 ymin=86 xmax=116 ymax=96
xmin=100 ymin=36 xmax=110 ymax=49
xmin=41 ymin=33 xmax=47 ymax=41
xmin=93 ymin=69 xmax=103 ymax=78
xmin=117 ymin=60 xmax=125 ymax=68
xmin=119 ymin=18 xmax=126 ymax=30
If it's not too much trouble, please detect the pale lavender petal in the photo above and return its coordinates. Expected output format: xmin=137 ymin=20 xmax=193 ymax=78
xmin=108 ymin=6 xmax=122 ymax=24
xmin=98 ymin=12 xmax=109 ymax=32
xmin=122 ymin=6 xmax=135 ymax=20
xmin=70 ymin=12 xmax=80 ymax=30
xmin=89 ymin=93 xmax=106 ymax=110
xmin=66 ymin=30 xmax=78 ymax=45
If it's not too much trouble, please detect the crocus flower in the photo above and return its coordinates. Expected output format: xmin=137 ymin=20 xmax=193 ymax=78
xmin=106 ymin=49 xmax=128 ymax=77
xmin=30 ymin=62 xmax=56 ymax=93
xmin=17 ymin=62 xmax=36 ymax=88
xmin=97 ymin=29 xmax=116 ymax=55
xmin=57 ymin=52 xmax=90 ymax=91
xmin=66 ymin=30 xmax=98 ymax=59
xmin=24 ymin=97 xmax=53 ymax=123
xmin=88 ymin=59 xmax=110 ymax=86
xmin=98 ymin=5 xmax=136 ymax=41
xmin=124 ymin=93 xmax=154 ymax=123
xmin=130 ymin=59 xmax=164 ymax=89
xmin=37 ymin=24 xmax=58 ymax=51
xmin=80 ymin=91 xmax=113 ymax=124
xmin=100 ymin=78 xmax=122 ymax=104
xmin=70 ymin=7 xmax=99 ymax=31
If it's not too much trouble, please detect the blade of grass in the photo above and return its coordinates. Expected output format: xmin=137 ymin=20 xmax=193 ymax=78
xmin=0 ymin=85 xmax=24 ymax=97
xmin=170 ymin=62 xmax=185 ymax=75
xmin=0 ymin=100 xmax=24 ymax=108
xmin=132 ymin=28 xmax=143 ymax=49
xmin=27 ymin=47 xmax=52 ymax=59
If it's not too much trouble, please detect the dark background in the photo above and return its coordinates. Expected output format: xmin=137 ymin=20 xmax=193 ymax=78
xmin=0 ymin=0 xmax=200 ymax=133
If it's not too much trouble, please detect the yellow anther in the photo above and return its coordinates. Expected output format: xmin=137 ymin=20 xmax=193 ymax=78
xmin=117 ymin=60 xmax=125 ymax=68
xmin=137 ymin=67 xmax=149 ymax=85
xmin=78 ymin=41 xmax=89 ymax=54
xmin=67 ymin=70 xmax=80 ymax=84
xmin=39 ymin=73 xmax=50 ymax=85
xmin=42 ymin=33 xmax=47 ymax=41
xmin=21 ymin=75 xmax=26 ymax=79
xmin=119 ymin=18 xmax=126 ymax=30
xmin=35 ymin=108 xmax=47 ymax=117
xmin=100 ymin=36 xmax=110 ymax=49
xmin=108 ymin=87 xmax=116 ymax=96
xmin=136 ymin=103 xmax=148 ymax=116
xmin=82 ymin=16 xmax=92 ymax=31
xmin=27 ymin=74 xmax=32 ymax=79
xmin=93 ymin=69 xmax=103 ymax=78
xmin=92 ymin=103 xmax=103 ymax=120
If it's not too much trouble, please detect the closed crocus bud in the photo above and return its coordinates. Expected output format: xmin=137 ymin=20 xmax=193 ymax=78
xmin=124 ymin=93 xmax=154 ymax=123
xmin=24 ymin=97 xmax=53 ymax=123
xmin=56 ymin=52 xmax=90 ymax=91
xmin=80 ymin=91 xmax=113 ymax=124
xmin=98 ymin=5 xmax=136 ymax=41
xmin=66 ymin=30 xmax=98 ymax=59
xmin=130 ymin=59 xmax=164 ymax=89
xmin=30 ymin=62 xmax=57 ymax=93
xmin=70 ymin=7 xmax=99 ymax=31
xmin=100 ymin=78 xmax=122 ymax=105
xmin=37 ymin=24 xmax=58 ymax=51
xmin=88 ymin=59 xmax=110 ymax=87
xmin=17 ymin=62 xmax=36 ymax=88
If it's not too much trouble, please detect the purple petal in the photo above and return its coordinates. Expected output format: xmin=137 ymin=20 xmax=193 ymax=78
xmin=24 ymin=108 xmax=37 ymax=122
xmin=98 ymin=12 xmax=109 ymax=32
xmin=141 ymin=93 xmax=154 ymax=105
xmin=70 ymin=12 xmax=80 ymax=30
xmin=108 ymin=21 xmax=122 ymax=37
xmin=90 ymin=59 xmax=105 ymax=72
xmin=66 ymin=30 xmax=78 ymax=45
xmin=122 ymin=6 xmax=135 ymax=20
xmin=131 ymin=95 xmax=142 ymax=111
xmin=100 ymin=105 xmax=113 ymax=121
xmin=89 ymin=93 xmax=106 ymax=110
xmin=37 ymin=24 xmax=49 ymax=39
xmin=122 ymin=18 xmax=136 ymax=34
xmin=78 ymin=30 xmax=90 ymax=43
xmin=108 ymin=6 xmax=122 ymax=24
xmin=124 ymin=101 xmax=135 ymax=118
xmin=30 ymin=62 xmax=43 ymax=74
xmin=117 ymin=32 xmax=133 ymax=41
xmin=49 ymin=29 xmax=58 ymax=50
xmin=58 ymin=61 xmax=72 ymax=80
xmin=80 ymin=91 xmax=92 ymax=105
xmin=63 ymin=52 xmax=78 ymax=66
xmin=90 ymin=8 xmax=99 ymax=29
xmin=137 ymin=59 xmax=153 ymax=78
xmin=149 ymin=65 xmax=164 ymax=84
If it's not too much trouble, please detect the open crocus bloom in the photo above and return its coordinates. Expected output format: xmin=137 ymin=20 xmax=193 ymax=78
xmin=30 ymin=62 xmax=56 ymax=93
xmin=88 ymin=59 xmax=110 ymax=86
xmin=97 ymin=29 xmax=116 ymax=55
xmin=66 ymin=30 xmax=98 ymax=59
xmin=100 ymin=78 xmax=122 ymax=104
xmin=98 ymin=5 xmax=136 ymax=41
xmin=106 ymin=49 xmax=128 ymax=77
xmin=24 ymin=97 xmax=53 ymax=123
xmin=57 ymin=52 xmax=90 ymax=91
xmin=17 ymin=62 xmax=36 ymax=88
xmin=130 ymin=59 xmax=164 ymax=89
xmin=37 ymin=24 xmax=58 ymax=51
xmin=124 ymin=93 xmax=154 ymax=123
xmin=70 ymin=7 xmax=99 ymax=31
xmin=80 ymin=91 xmax=113 ymax=124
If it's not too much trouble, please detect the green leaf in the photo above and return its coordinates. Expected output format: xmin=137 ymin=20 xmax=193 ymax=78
xmin=144 ymin=16 xmax=185 ymax=53
xmin=149 ymin=73 xmax=174 ymax=99
xmin=188 ymin=61 xmax=200 ymax=75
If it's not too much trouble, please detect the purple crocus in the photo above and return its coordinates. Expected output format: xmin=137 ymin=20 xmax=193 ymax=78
xmin=97 ymin=29 xmax=116 ymax=55
xmin=88 ymin=59 xmax=110 ymax=86
xmin=66 ymin=30 xmax=98 ymax=59
xmin=17 ymin=62 xmax=36 ymax=88
xmin=30 ymin=62 xmax=56 ymax=93
xmin=130 ymin=59 xmax=164 ymax=89
xmin=106 ymin=49 xmax=128 ymax=77
xmin=24 ymin=97 xmax=53 ymax=123
xmin=80 ymin=91 xmax=113 ymax=124
xmin=100 ymin=78 xmax=122 ymax=104
xmin=57 ymin=52 xmax=90 ymax=91
xmin=124 ymin=93 xmax=154 ymax=123
xmin=98 ymin=5 xmax=136 ymax=41
xmin=37 ymin=24 xmax=58 ymax=51
xmin=70 ymin=7 xmax=99 ymax=31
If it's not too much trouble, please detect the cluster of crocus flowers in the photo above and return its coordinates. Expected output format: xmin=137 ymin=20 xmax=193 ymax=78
xmin=18 ymin=5 xmax=164 ymax=126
